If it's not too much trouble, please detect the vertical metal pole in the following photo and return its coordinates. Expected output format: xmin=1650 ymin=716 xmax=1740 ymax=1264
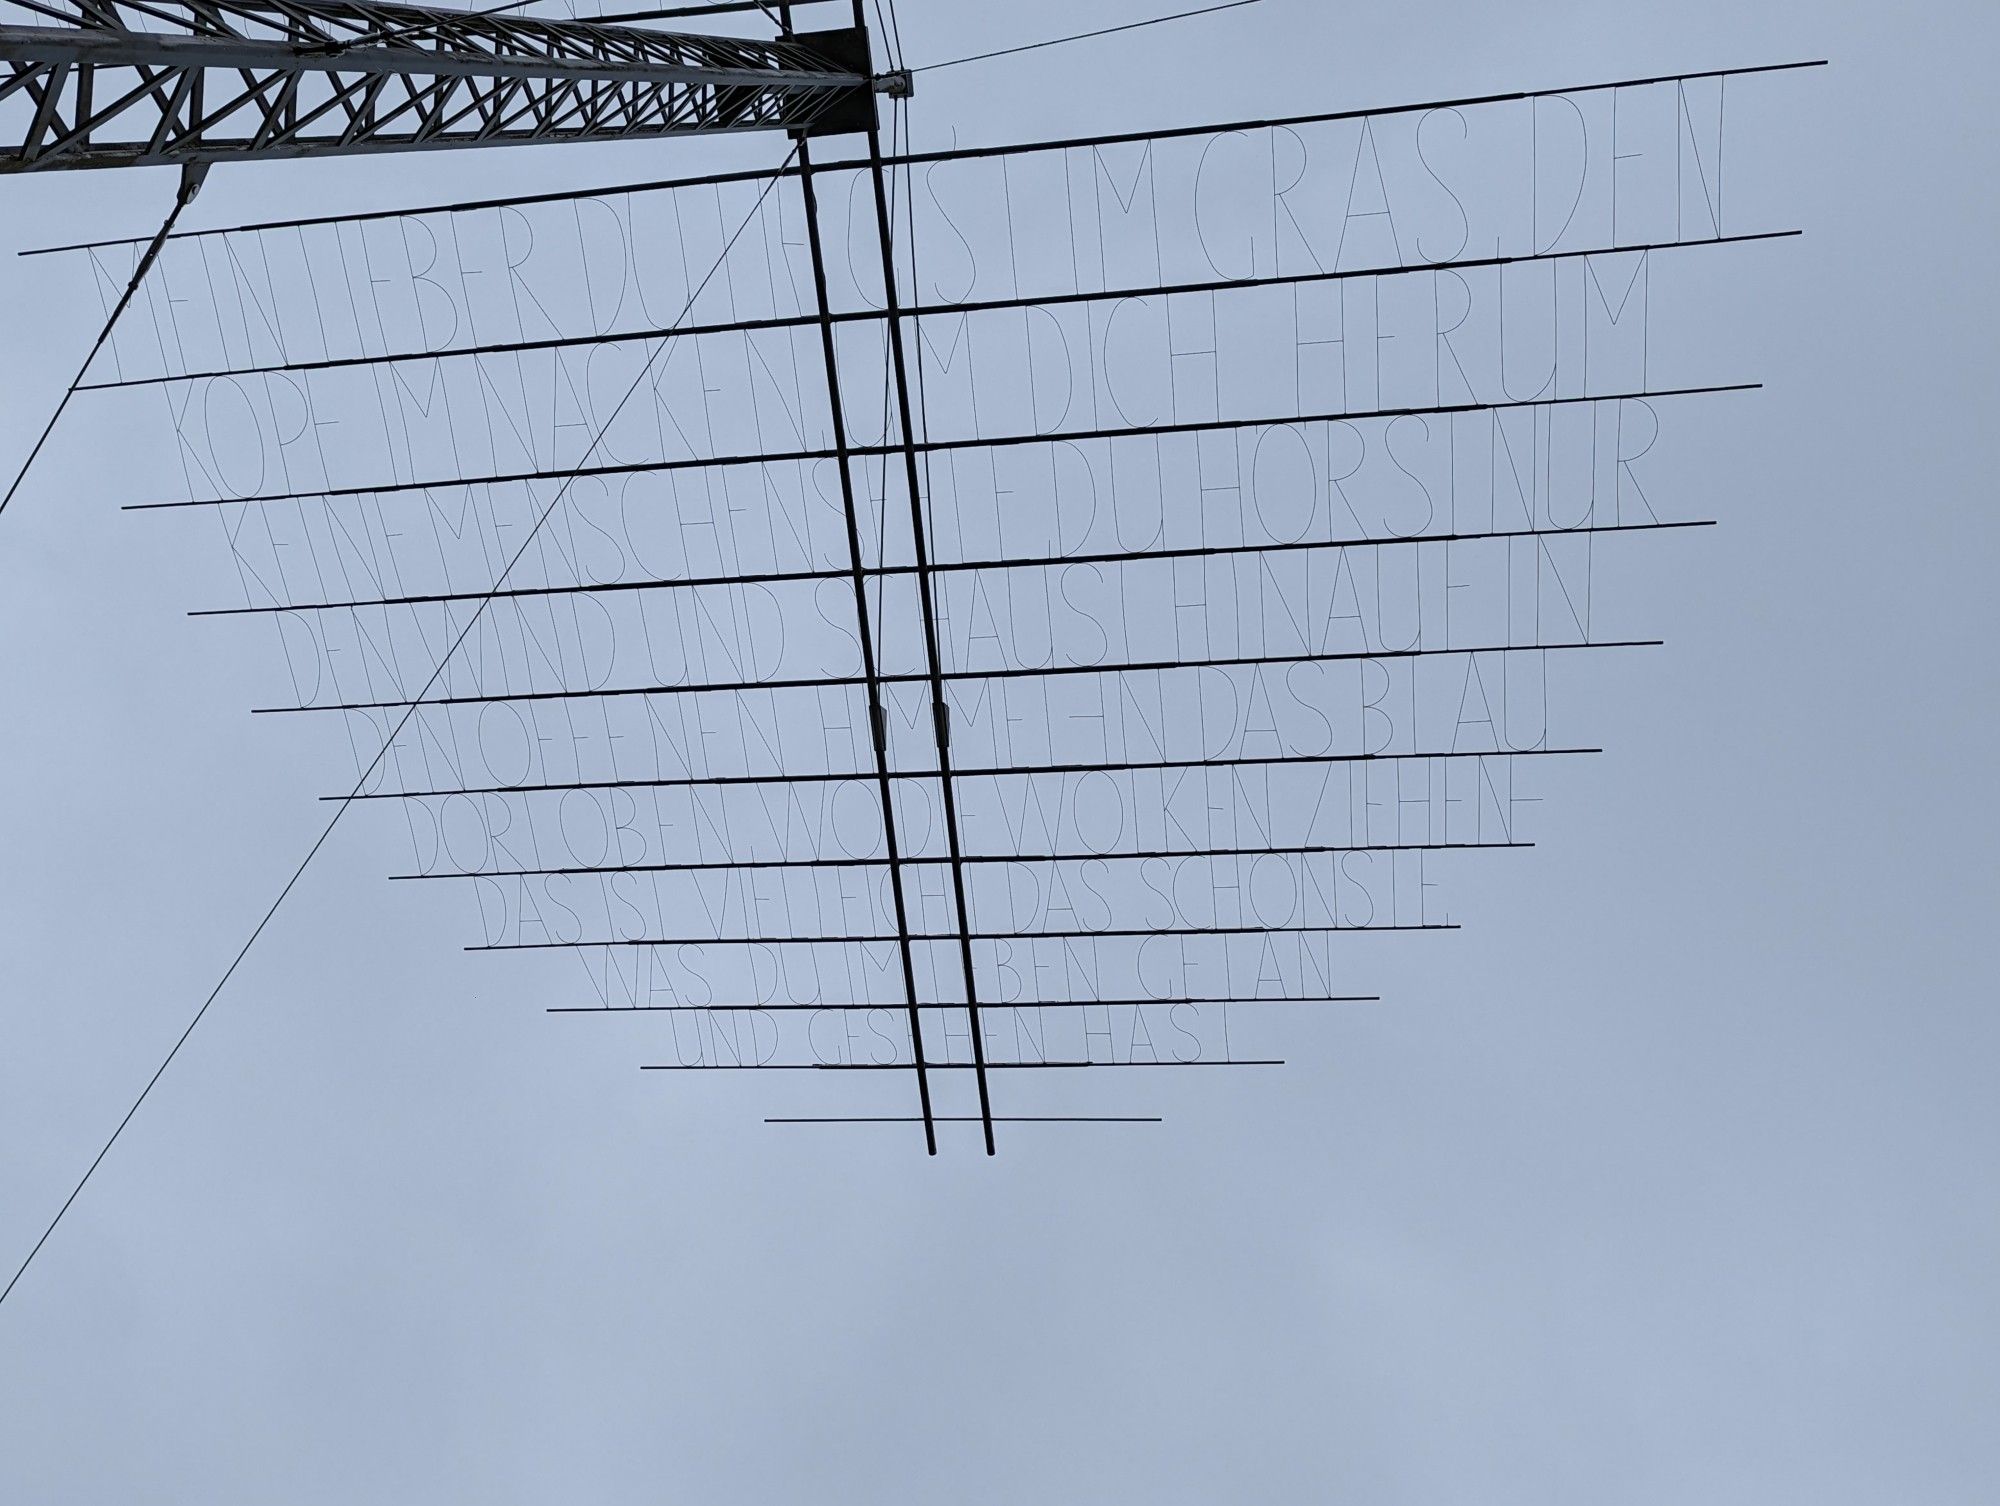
xmin=792 ymin=133 xmax=939 ymax=1157
xmin=849 ymin=0 xmax=997 ymax=1155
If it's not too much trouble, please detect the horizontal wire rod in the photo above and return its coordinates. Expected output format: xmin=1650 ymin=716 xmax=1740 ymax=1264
xmin=128 ymin=382 xmax=1758 ymax=512
xmin=470 ymin=922 xmax=1458 ymax=951
xmin=23 ymin=59 xmax=1824 ymax=257
xmin=638 ymin=1059 xmax=1285 ymax=1070
xmin=79 ymin=230 xmax=1797 ymax=393
xmin=547 ymin=995 xmax=1379 ymax=1013
xmin=257 ymin=639 xmax=1657 ymax=716
xmin=394 ymin=839 xmax=1531 ymax=882
xmin=199 ymin=518 xmax=1711 ymax=621
xmin=766 ymin=1115 xmax=1163 ymax=1123
xmin=338 ymin=743 xmax=1599 ymax=804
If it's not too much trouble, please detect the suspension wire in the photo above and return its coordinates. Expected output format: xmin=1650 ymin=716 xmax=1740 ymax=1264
xmin=872 ymin=0 xmax=903 ymax=70
xmin=909 ymin=0 xmax=1262 ymax=74
xmin=0 ymin=164 xmax=207 ymax=524
xmin=0 ymin=143 xmax=802 ymax=1312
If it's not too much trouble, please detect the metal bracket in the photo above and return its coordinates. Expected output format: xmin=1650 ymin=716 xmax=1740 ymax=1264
xmin=789 ymin=23 xmax=877 ymax=137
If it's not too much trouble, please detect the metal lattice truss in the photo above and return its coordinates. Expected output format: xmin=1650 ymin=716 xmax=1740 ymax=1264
xmin=0 ymin=0 xmax=870 ymax=171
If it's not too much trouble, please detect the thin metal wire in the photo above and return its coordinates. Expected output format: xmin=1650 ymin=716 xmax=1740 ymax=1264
xmin=0 ymin=171 xmax=202 ymax=522
xmin=0 ymin=144 xmax=802 ymax=1310
xmin=909 ymin=0 xmax=1262 ymax=74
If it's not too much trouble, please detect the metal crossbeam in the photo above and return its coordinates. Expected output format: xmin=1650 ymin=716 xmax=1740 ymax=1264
xmin=0 ymin=0 xmax=875 ymax=171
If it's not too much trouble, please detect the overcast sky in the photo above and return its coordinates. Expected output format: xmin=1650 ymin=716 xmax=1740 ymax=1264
xmin=1 ymin=2 xmax=1995 ymax=1502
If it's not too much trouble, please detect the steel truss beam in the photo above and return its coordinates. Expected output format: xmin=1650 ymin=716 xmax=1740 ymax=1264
xmin=0 ymin=0 xmax=874 ymax=171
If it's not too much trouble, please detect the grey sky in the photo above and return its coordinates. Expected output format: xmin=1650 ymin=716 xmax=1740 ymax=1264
xmin=1 ymin=2 xmax=1995 ymax=1502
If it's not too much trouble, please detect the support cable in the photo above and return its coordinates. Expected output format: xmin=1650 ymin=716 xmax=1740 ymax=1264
xmin=0 ymin=162 xmax=205 ymax=523
xmin=0 ymin=142 xmax=801 ymax=1310
xmin=909 ymin=0 xmax=1262 ymax=74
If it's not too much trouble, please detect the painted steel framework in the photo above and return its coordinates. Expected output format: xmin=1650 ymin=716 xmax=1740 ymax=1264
xmin=0 ymin=0 xmax=876 ymax=171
